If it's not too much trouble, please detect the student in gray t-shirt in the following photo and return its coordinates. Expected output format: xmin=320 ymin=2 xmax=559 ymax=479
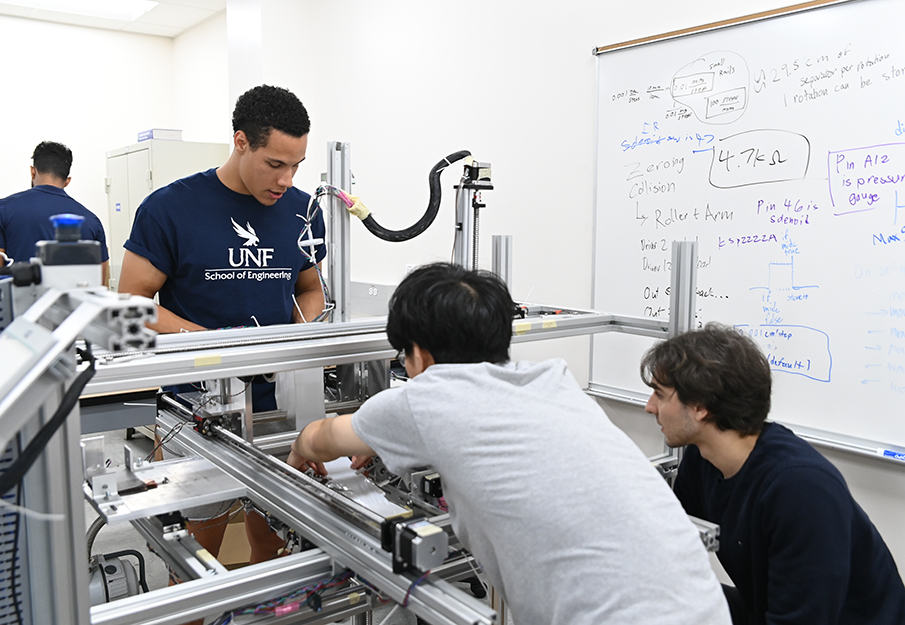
xmin=290 ymin=262 xmax=730 ymax=625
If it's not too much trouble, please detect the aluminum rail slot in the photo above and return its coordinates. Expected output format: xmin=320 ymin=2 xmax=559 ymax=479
xmin=86 ymin=332 xmax=396 ymax=395
xmin=95 ymin=318 xmax=389 ymax=360
xmin=130 ymin=517 xmax=227 ymax=583
xmin=87 ymin=310 xmax=664 ymax=396
xmin=511 ymin=311 xmax=668 ymax=343
xmin=0 ymin=288 xmax=154 ymax=453
xmin=90 ymin=550 xmax=353 ymax=625
xmin=210 ymin=424 xmax=388 ymax=534
xmin=156 ymin=411 xmax=497 ymax=625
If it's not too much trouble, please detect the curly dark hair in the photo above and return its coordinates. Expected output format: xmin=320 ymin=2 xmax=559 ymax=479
xmin=32 ymin=141 xmax=73 ymax=180
xmin=640 ymin=322 xmax=772 ymax=436
xmin=232 ymin=85 xmax=310 ymax=149
xmin=387 ymin=263 xmax=515 ymax=364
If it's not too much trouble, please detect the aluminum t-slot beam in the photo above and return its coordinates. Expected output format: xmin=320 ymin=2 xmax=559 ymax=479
xmin=511 ymin=307 xmax=669 ymax=343
xmin=87 ymin=309 xmax=666 ymax=396
xmin=89 ymin=549 xmax=369 ymax=625
xmin=86 ymin=322 xmax=396 ymax=396
xmin=156 ymin=411 xmax=497 ymax=625
xmin=0 ymin=287 xmax=156 ymax=455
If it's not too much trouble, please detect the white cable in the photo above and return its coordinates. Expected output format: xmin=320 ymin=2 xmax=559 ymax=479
xmin=292 ymin=294 xmax=307 ymax=323
xmin=466 ymin=556 xmax=488 ymax=593
xmin=376 ymin=603 xmax=400 ymax=625
xmin=0 ymin=495 xmax=65 ymax=522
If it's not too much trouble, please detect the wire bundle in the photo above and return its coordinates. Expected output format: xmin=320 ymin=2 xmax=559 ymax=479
xmin=211 ymin=569 xmax=354 ymax=624
xmin=295 ymin=194 xmax=332 ymax=323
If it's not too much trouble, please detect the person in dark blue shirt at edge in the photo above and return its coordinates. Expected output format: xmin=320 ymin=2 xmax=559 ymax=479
xmin=641 ymin=322 xmax=905 ymax=625
xmin=0 ymin=141 xmax=109 ymax=282
xmin=118 ymin=86 xmax=326 ymax=622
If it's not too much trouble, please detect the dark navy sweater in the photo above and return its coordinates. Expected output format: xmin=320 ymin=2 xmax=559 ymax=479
xmin=675 ymin=423 xmax=905 ymax=625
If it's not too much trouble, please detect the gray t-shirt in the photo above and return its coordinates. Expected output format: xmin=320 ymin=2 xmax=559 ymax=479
xmin=352 ymin=359 xmax=730 ymax=625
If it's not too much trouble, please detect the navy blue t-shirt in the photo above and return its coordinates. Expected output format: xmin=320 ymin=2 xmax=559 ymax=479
xmin=125 ymin=168 xmax=326 ymax=412
xmin=0 ymin=185 xmax=109 ymax=263
xmin=675 ymin=422 xmax=905 ymax=625
xmin=125 ymin=168 xmax=326 ymax=330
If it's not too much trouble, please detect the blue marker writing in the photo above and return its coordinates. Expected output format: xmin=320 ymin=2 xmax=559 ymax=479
xmin=877 ymin=448 xmax=905 ymax=462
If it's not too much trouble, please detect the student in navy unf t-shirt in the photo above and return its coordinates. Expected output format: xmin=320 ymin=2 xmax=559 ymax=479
xmin=119 ymin=85 xmax=328 ymax=586
xmin=119 ymin=86 xmax=326 ymax=416
xmin=125 ymin=167 xmax=325 ymax=330
xmin=124 ymin=167 xmax=326 ymax=411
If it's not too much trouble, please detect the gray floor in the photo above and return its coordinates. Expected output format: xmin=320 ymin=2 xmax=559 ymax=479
xmin=84 ymin=430 xmax=497 ymax=625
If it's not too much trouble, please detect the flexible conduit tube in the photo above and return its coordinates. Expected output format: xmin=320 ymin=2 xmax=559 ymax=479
xmin=359 ymin=150 xmax=471 ymax=242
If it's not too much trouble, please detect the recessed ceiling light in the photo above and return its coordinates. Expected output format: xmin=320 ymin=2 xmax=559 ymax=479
xmin=3 ymin=0 xmax=159 ymax=22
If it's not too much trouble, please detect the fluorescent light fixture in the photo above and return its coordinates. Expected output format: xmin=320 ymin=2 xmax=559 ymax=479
xmin=3 ymin=0 xmax=159 ymax=22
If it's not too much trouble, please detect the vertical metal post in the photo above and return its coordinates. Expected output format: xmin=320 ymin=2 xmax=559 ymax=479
xmin=326 ymin=141 xmax=353 ymax=323
xmin=666 ymin=240 xmax=698 ymax=464
xmin=668 ymin=240 xmax=698 ymax=338
xmin=452 ymin=161 xmax=492 ymax=270
xmin=21 ymin=370 xmax=91 ymax=625
xmin=492 ymin=235 xmax=513 ymax=290
xmin=453 ymin=187 xmax=476 ymax=270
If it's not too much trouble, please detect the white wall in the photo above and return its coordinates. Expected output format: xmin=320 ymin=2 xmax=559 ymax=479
xmin=0 ymin=16 xmax=176 ymax=242
xmin=173 ymin=12 xmax=231 ymax=144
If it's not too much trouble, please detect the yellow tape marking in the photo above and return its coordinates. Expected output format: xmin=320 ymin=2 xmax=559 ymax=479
xmin=194 ymin=355 xmax=222 ymax=367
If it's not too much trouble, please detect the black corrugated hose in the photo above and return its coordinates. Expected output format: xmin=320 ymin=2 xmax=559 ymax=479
xmin=0 ymin=344 xmax=96 ymax=496
xmin=359 ymin=150 xmax=471 ymax=242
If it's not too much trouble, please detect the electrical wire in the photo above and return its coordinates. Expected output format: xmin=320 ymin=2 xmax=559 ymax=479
xmin=147 ymin=379 xmax=252 ymax=462
xmin=295 ymin=194 xmax=331 ymax=322
xmin=220 ymin=569 xmax=354 ymax=620
xmin=101 ymin=549 xmax=150 ymax=594
xmin=0 ymin=344 xmax=96 ymax=496
xmin=402 ymin=569 xmax=431 ymax=608
xmin=376 ymin=603 xmax=400 ymax=625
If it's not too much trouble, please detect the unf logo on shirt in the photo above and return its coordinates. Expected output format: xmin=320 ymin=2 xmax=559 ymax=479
xmin=228 ymin=217 xmax=275 ymax=267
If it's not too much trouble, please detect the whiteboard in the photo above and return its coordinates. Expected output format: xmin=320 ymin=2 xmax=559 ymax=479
xmin=591 ymin=0 xmax=905 ymax=449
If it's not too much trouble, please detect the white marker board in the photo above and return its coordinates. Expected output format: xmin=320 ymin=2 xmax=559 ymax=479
xmin=591 ymin=0 xmax=905 ymax=450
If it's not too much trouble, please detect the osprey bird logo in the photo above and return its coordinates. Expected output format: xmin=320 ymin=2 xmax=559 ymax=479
xmin=231 ymin=218 xmax=259 ymax=246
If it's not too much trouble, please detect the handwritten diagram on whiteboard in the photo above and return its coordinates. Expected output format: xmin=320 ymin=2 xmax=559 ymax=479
xmin=592 ymin=0 xmax=905 ymax=446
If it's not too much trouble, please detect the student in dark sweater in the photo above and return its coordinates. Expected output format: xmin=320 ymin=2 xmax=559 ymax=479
xmin=641 ymin=323 xmax=905 ymax=625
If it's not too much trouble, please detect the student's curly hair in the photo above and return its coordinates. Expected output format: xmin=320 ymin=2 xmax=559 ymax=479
xmin=640 ymin=322 xmax=772 ymax=436
xmin=232 ymin=85 xmax=310 ymax=149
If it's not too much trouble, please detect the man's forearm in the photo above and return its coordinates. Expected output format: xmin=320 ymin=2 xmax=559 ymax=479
xmin=294 ymin=288 xmax=326 ymax=323
xmin=150 ymin=305 xmax=206 ymax=334
xmin=292 ymin=414 xmax=374 ymax=462
xmin=292 ymin=420 xmax=332 ymax=461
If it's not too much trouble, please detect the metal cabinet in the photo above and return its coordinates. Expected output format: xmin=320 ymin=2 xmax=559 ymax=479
xmin=105 ymin=140 xmax=228 ymax=290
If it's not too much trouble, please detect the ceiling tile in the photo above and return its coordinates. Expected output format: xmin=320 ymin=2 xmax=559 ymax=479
xmin=28 ymin=8 xmax=127 ymax=30
xmin=0 ymin=0 xmax=226 ymax=37
xmin=160 ymin=0 xmax=225 ymax=11
xmin=138 ymin=2 xmax=215 ymax=28
xmin=122 ymin=20 xmax=183 ymax=37
xmin=0 ymin=3 xmax=36 ymax=18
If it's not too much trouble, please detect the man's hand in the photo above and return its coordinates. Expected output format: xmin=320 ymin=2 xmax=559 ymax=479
xmin=287 ymin=448 xmax=327 ymax=477
xmin=291 ymin=414 xmax=375 ymax=465
xmin=350 ymin=455 xmax=373 ymax=471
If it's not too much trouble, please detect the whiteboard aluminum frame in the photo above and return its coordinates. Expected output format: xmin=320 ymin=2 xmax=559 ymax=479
xmin=592 ymin=0 xmax=854 ymax=57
